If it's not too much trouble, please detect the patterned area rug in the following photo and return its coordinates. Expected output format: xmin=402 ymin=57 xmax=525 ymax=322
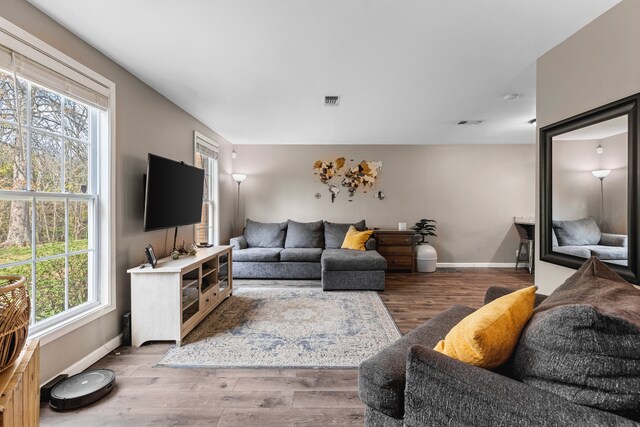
xmin=157 ymin=286 xmax=400 ymax=368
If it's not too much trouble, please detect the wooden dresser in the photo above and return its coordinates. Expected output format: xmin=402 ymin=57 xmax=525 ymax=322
xmin=373 ymin=230 xmax=417 ymax=272
xmin=0 ymin=340 xmax=40 ymax=427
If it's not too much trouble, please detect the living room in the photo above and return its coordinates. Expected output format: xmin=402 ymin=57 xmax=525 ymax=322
xmin=0 ymin=0 xmax=639 ymax=426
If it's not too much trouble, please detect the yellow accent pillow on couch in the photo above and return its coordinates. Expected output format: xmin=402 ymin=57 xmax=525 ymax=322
xmin=434 ymin=286 xmax=537 ymax=369
xmin=341 ymin=226 xmax=373 ymax=251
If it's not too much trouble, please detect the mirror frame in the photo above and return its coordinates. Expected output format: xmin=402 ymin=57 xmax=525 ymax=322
xmin=540 ymin=93 xmax=640 ymax=283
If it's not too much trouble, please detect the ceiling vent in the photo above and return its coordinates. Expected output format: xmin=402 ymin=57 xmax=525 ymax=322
xmin=457 ymin=120 xmax=484 ymax=125
xmin=324 ymin=96 xmax=340 ymax=106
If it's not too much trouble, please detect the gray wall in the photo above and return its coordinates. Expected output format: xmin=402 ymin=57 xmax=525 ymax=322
xmin=536 ymin=0 xmax=640 ymax=294
xmin=2 ymin=0 xmax=235 ymax=381
xmin=233 ymin=144 xmax=535 ymax=263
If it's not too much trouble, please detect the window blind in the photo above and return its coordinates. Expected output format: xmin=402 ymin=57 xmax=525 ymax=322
xmin=0 ymin=43 xmax=109 ymax=109
xmin=195 ymin=136 xmax=219 ymax=159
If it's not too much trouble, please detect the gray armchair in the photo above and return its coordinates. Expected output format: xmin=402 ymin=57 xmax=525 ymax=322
xmin=552 ymin=217 xmax=627 ymax=265
xmin=359 ymin=286 xmax=639 ymax=426
xmin=403 ymin=346 xmax=637 ymax=426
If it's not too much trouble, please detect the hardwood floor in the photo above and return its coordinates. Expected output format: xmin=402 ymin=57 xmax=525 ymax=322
xmin=381 ymin=268 xmax=533 ymax=334
xmin=40 ymin=269 xmax=533 ymax=426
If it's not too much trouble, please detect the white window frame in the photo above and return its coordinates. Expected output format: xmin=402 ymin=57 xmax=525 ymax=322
xmin=0 ymin=17 xmax=115 ymax=345
xmin=193 ymin=131 xmax=219 ymax=246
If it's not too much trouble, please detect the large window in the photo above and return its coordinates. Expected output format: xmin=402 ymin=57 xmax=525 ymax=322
xmin=0 ymin=19 xmax=114 ymax=339
xmin=194 ymin=132 xmax=219 ymax=246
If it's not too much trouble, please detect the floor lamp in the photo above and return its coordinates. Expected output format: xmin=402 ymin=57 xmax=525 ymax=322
xmin=592 ymin=169 xmax=611 ymax=228
xmin=232 ymin=173 xmax=247 ymax=233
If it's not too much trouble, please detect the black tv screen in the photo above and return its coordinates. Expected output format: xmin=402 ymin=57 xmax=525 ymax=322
xmin=144 ymin=153 xmax=205 ymax=232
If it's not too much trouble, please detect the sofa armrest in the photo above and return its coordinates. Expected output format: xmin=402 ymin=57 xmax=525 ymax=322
xmin=403 ymin=345 xmax=637 ymax=427
xmin=599 ymin=232 xmax=628 ymax=247
xmin=483 ymin=286 xmax=547 ymax=308
xmin=230 ymin=235 xmax=247 ymax=250
xmin=365 ymin=237 xmax=377 ymax=251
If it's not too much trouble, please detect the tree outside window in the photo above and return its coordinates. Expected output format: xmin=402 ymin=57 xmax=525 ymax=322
xmin=0 ymin=69 xmax=97 ymax=324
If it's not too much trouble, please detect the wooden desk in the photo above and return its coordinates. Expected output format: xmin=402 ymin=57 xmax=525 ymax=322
xmin=373 ymin=230 xmax=417 ymax=272
xmin=0 ymin=340 xmax=40 ymax=427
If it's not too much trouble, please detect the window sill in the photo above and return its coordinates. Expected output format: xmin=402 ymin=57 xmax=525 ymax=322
xmin=28 ymin=301 xmax=117 ymax=346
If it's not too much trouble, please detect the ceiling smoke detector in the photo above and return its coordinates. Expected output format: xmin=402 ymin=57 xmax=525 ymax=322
xmin=324 ymin=95 xmax=340 ymax=106
xmin=457 ymin=120 xmax=484 ymax=125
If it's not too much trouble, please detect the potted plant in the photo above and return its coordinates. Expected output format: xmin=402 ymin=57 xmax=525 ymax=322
xmin=412 ymin=219 xmax=438 ymax=272
xmin=413 ymin=219 xmax=437 ymax=243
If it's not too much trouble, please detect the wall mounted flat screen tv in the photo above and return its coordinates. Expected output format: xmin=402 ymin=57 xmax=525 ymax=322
xmin=143 ymin=153 xmax=205 ymax=232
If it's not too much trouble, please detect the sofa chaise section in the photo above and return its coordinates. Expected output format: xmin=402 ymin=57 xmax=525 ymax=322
xmin=321 ymin=249 xmax=386 ymax=291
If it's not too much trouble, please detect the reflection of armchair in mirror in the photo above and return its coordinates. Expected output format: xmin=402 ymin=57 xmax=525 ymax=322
xmin=540 ymin=93 xmax=640 ymax=283
xmin=552 ymin=117 xmax=628 ymax=265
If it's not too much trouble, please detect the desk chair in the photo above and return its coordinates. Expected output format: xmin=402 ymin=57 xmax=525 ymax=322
xmin=515 ymin=223 xmax=534 ymax=274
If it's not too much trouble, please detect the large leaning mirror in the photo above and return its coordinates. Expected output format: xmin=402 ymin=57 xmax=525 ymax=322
xmin=540 ymin=93 xmax=640 ymax=283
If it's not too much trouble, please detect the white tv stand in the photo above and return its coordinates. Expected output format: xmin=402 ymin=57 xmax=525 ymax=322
xmin=127 ymin=246 xmax=232 ymax=347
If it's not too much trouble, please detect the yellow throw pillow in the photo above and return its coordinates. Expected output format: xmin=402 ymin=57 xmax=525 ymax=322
xmin=341 ymin=226 xmax=374 ymax=251
xmin=434 ymin=286 xmax=537 ymax=369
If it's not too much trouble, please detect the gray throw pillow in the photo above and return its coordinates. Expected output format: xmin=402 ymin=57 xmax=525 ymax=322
xmin=513 ymin=258 xmax=640 ymax=419
xmin=530 ymin=257 xmax=640 ymax=324
xmin=552 ymin=217 xmax=601 ymax=246
xmin=244 ymin=219 xmax=287 ymax=248
xmin=284 ymin=220 xmax=324 ymax=248
xmin=323 ymin=220 xmax=366 ymax=249
xmin=513 ymin=305 xmax=640 ymax=419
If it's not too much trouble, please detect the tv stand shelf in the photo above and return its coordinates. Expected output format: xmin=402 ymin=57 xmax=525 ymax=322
xmin=127 ymin=246 xmax=232 ymax=347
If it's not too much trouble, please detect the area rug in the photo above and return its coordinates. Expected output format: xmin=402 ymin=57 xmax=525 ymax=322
xmin=157 ymin=286 xmax=400 ymax=368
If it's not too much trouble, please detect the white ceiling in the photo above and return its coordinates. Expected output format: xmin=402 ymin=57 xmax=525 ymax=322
xmin=28 ymin=0 xmax=620 ymax=145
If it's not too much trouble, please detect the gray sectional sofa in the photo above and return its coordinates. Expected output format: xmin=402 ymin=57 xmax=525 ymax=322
xmin=359 ymin=258 xmax=640 ymax=426
xmin=553 ymin=217 xmax=627 ymax=265
xmin=230 ymin=219 xmax=387 ymax=290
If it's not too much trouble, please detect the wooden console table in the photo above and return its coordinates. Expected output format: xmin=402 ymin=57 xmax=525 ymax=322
xmin=128 ymin=246 xmax=232 ymax=347
xmin=373 ymin=230 xmax=417 ymax=272
xmin=0 ymin=340 xmax=40 ymax=426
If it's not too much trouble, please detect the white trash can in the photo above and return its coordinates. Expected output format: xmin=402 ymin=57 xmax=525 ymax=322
xmin=416 ymin=244 xmax=438 ymax=273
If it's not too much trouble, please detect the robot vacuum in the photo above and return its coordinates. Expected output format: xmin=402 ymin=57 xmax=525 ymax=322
xmin=49 ymin=369 xmax=116 ymax=411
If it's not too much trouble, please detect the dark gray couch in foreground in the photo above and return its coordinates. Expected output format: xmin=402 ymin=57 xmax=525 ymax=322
xmin=230 ymin=219 xmax=386 ymax=290
xmin=360 ymin=278 xmax=640 ymax=426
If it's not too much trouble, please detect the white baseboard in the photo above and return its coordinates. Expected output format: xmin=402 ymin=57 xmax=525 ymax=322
xmin=41 ymin=334 xmax=122 ymax=387
xmin=437 ymin=262 xmax=522 ymax=268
